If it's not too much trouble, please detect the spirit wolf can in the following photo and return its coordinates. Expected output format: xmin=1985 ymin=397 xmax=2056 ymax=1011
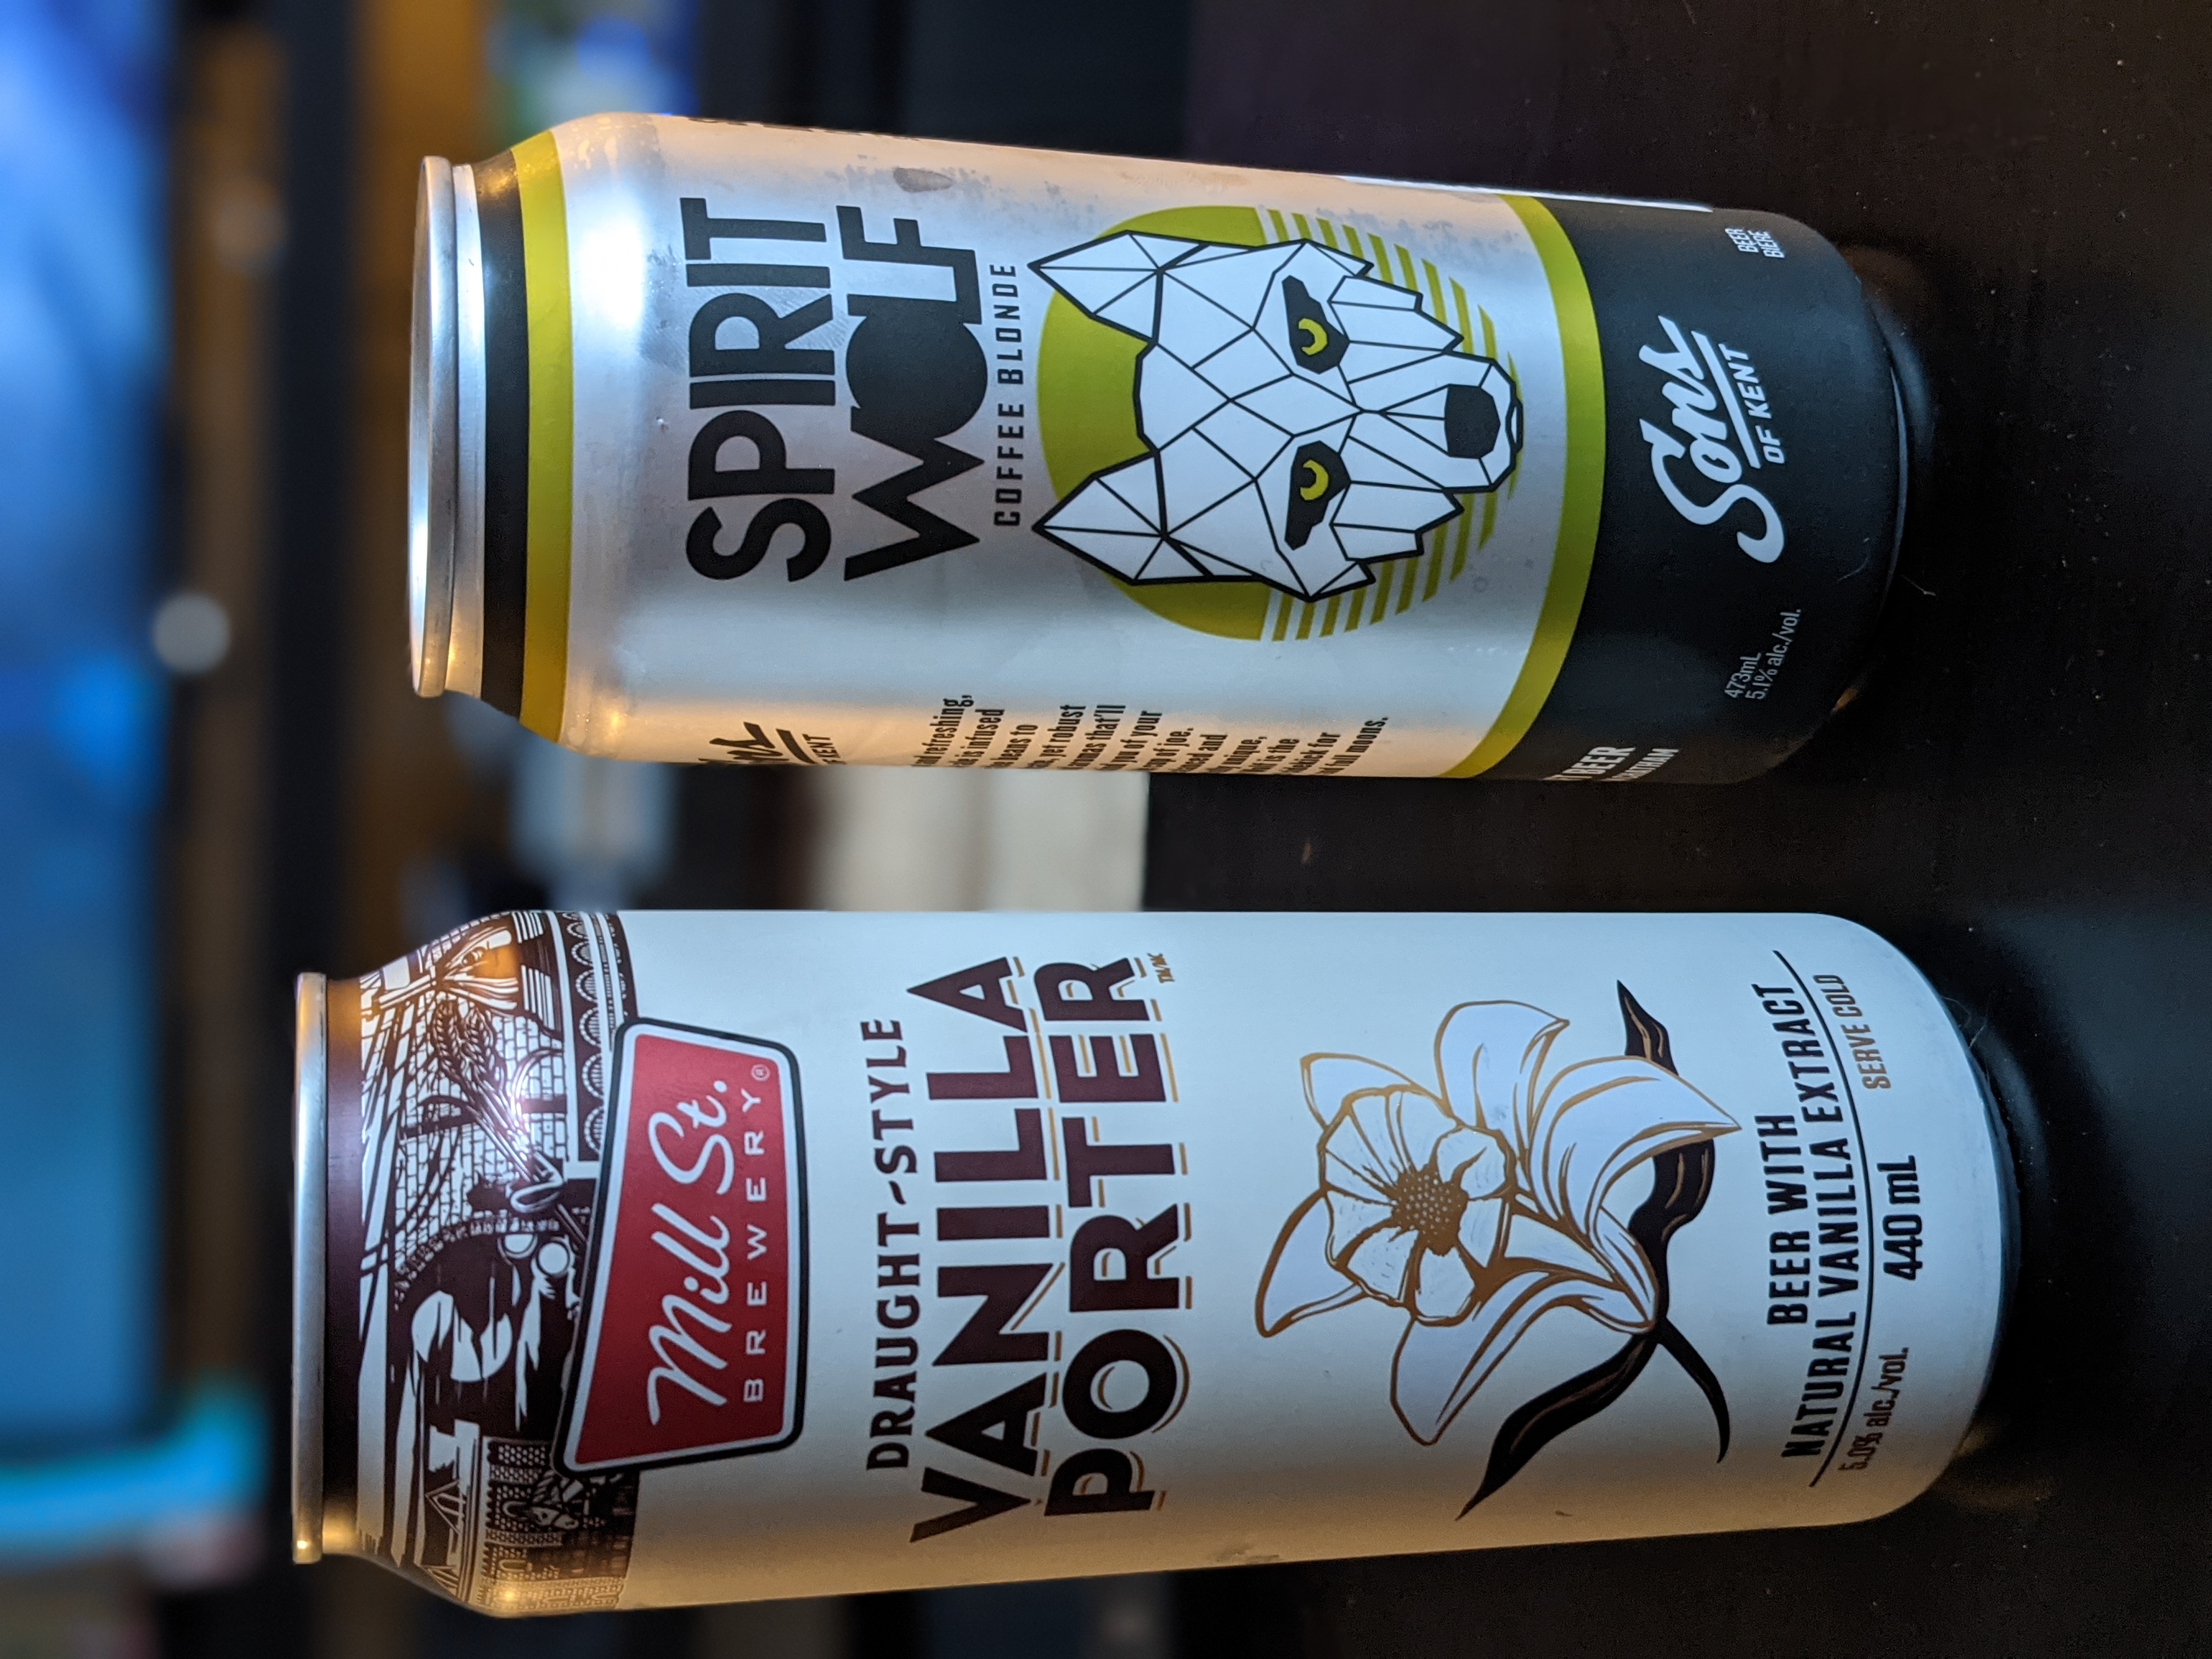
xmin=408 ymin=119 xmax=1914 ymax=783
xmin=293 ymin=910 xmax=2011 ymax=1613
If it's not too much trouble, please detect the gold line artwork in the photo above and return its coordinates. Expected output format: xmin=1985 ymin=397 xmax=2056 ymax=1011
xmin=1255 ymin=986 xmax=1739 ymax=1511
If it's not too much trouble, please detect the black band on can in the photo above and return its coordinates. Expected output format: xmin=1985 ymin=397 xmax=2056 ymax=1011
xmin=1488 ymin=201 xmax=1904 ymax=785
xmin=476 ymin=149 xmax=529 ymax=719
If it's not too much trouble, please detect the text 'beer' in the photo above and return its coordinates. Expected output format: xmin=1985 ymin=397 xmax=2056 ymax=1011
xmin=294 ymin=910 xmax=2010 ymax=1613
xmin=408 ymin=120 xmax=1914 ymax=782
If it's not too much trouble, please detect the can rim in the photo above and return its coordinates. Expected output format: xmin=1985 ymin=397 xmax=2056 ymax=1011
xmin=290 ymin=972 xmax=329 ymax=1565
xmin=409 ymin=156 xmax=458 ymax=698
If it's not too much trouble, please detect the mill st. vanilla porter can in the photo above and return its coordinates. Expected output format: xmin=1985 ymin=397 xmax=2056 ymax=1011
xmin=407 ymin=119 xmax=1912 ymax=783
xmin=292 ymin=911 xmax=2010 ymax=1612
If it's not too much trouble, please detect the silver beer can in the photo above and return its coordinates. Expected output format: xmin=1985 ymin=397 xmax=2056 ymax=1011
xmin=294 ymin=910 xmax=2010 ymax=1613
xmin=409 ymin=119 xmax=1914 ymax=782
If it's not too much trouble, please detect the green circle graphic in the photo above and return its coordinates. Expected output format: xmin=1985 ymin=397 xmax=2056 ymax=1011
xmin=1036 ymin=206 xmax=1278 ymax=641
xmin=1036 ymin=205 xmax=1509 ymax=643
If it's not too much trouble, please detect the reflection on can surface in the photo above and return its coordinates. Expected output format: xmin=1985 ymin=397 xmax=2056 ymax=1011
xmin=409 ymin=119 xmax=1911 ymax=782
xmin=297 ymin=910 xmax=2010 ymax=1613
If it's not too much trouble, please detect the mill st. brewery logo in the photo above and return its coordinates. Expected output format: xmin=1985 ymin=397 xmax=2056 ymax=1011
xmin=677 ymin=197 xmax=1523 ymax=601
xmin=561 ymin=1020 xmax=808 ymax=1473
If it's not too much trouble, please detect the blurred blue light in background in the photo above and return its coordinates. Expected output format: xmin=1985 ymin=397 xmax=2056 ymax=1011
xmin=0 ymin=0 xmax=168 ymax=1449
xmin=0 ymin=1381 xmax=263 ymax=1572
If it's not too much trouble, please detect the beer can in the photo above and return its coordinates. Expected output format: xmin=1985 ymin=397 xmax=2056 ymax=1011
xmin=292 ymin=910 xmax=2012 ymax=1613
xmin=408 ymin=118 xmax=1915 ymax=783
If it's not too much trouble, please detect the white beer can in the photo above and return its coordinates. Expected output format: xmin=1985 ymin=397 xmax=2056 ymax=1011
xmin=409 ymin=119 xmax=1914 ymax=782
xmin=293 ymin=910 xmax=2011 ymax=1613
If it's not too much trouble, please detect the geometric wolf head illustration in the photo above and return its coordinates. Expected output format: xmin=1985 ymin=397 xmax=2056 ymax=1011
xmin=1032 ymin=233 xmax=1523 ymax=602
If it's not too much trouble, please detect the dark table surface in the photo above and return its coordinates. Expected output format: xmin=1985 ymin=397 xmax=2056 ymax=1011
xmin=1150 ymin=2 xmax=2212 ymax=1653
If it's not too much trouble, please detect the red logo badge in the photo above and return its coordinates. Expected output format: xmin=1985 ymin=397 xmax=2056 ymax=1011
xmin=561 ymin=1022 xmax=805 ymax=1472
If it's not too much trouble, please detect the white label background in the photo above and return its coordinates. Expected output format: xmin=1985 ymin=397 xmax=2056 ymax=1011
xmin=610 ymin=911 xmax=2007 ymax=1606
xmin=554 ymin=116 xmax=1570 ymax=774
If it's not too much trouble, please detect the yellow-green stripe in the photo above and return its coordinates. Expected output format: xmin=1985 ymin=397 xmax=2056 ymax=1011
xmin=1439 ymin=195 xmax=1604 ymax=778
xmin=515 ymin=131 xmax=573 ymax=741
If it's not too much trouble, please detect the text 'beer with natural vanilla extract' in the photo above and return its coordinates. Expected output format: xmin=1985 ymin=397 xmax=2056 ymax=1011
xmin=294 ymin=910 xmax=2010 ymax=1613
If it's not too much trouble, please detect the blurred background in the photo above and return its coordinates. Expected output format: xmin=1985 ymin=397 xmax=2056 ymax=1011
xmin=0 ymin=0 xmax=1172 ymax=1651
xmin=9 ymin=0 xmax=2212 ymax=1654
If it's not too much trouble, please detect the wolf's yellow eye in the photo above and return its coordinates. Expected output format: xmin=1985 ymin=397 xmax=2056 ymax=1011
xmin=1284 ymin=440 xmax=1348 ymax=549
xmin=1280 ymin=275 xmax=1348 ymax=373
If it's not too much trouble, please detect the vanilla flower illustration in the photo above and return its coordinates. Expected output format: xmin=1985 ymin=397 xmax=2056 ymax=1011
xmin=1255 ymin=989 xmax=1739 ymax=1508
